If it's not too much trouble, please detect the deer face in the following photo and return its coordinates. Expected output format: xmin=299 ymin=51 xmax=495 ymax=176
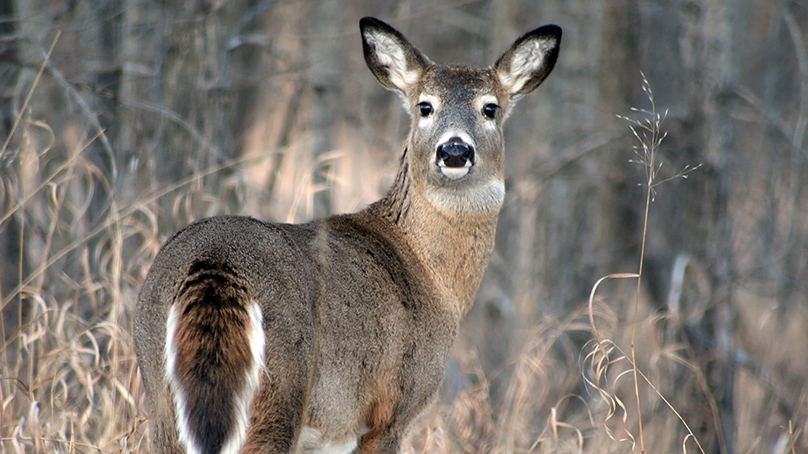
xmin=361 ymin=17 xmax=561 ymax=213
xmin=407 ymin=65 xmax=510 ymax=212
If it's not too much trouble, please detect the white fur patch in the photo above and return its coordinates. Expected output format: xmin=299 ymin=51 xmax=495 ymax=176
xmin=296 ymin=426 xmax=366 ymax=454
xmin=427 ymin=178 xmax=505 ymax=213
xmin=222 ymin=301 xmax=266 ymax=454
xmin=438 ymin=162 xmax=471 ymax=179
xmin=478 ymin=94 xmax=499 ymax=107
xmin=165 ymin=305 xmax=202 ymax=454
xmin=164 ymin=301 xmax=266 ymax=454
xmin=435 ymin=130 xmax=475 ymax=152
xmin=419 ymin=94 xmax=441 ymax=109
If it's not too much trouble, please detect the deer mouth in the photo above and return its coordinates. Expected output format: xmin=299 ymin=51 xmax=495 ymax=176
xmin=436 ymin=137 xmax=475 ymax=179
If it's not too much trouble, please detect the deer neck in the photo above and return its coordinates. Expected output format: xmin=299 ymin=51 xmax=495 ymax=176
xmin=368 ymin=148 xmax=501 ymax=316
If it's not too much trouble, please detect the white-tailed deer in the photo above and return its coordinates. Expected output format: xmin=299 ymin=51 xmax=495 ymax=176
xmin=135 ymin=16 xmax=560 ymax=454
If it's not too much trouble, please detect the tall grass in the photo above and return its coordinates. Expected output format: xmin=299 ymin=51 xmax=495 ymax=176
xmin=1 ymin=43 xmax=806 ymax=454
xmin=1 ymin=36 xmax=145 ymax=453
xmin=585 ymin=73 xmax=704 ymax=454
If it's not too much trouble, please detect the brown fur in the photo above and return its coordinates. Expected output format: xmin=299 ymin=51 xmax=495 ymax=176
xmin=171 ymin=261 xmax=255 ymax=448
xmin=135 ymin=17 xmax=561 ymax=454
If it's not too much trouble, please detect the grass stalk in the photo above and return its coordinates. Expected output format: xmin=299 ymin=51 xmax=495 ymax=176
xmin=586 ymin=71 xmax=706 ymax=453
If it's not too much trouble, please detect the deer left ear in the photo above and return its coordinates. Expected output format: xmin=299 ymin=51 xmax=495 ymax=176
xmin=360 ymin=17 xmax=432 ymax=97
xmin=494 ymin=25 xmax=561 ymax=100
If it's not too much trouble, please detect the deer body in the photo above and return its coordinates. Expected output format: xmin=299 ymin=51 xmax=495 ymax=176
xmin=135 ymin=17 xmax=560 ymax=454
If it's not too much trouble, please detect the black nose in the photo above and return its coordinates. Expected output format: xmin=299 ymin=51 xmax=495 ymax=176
xmin=437 ymin=137 xmax=475 ymax=168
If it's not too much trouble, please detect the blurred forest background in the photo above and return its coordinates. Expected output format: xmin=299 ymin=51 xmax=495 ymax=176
xmin=1 ymin=0 xmax=807 ymax=452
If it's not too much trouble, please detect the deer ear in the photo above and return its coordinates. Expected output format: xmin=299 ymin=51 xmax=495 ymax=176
xmin=494 ymin=25 xmax=561 ymax=100
xmin=360 ymin=17 xmax=431 ymax=96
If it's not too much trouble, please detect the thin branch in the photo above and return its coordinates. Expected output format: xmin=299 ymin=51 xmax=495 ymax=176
xmin=0 ymin=32 xmax=60 ymax=160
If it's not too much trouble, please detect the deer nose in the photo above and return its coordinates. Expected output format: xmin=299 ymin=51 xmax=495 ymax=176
xmin=437 ymin=137 xmax=475 ymax=168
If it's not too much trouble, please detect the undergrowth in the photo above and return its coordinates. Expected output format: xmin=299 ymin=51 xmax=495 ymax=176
xmin=1 ymin=33 xmax=805 ymax=454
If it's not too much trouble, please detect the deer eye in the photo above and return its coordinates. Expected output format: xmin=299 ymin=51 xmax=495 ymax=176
xmin=418 ymin=102 xmax=433 ymax=117
xmin=482 ymin=103 xmax=498 ymax=119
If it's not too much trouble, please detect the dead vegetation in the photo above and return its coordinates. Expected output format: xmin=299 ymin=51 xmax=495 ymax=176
xmin=2 ymin=1 xmax=807 ymax=453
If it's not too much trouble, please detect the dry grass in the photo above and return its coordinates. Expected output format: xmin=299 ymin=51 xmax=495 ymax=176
xmin=1 ymin=48 xmax=806 ymax=454
xmin=1 ymin=37 xmax=146 ymax=452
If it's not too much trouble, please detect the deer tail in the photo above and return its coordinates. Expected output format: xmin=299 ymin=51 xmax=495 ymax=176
xmin=164 ymin=260 xmax=265 ymax=454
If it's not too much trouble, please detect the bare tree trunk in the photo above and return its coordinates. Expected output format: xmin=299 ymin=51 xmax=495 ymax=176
xmin=0 ymin=0 xmax=22 ymax=335
xmin=692 ymin=2 xmax=737 ymax=451
xmin=120 ymin=0 xmax=260 ymax=229
xmin=305 ymin=0 xmax=344 ymax=218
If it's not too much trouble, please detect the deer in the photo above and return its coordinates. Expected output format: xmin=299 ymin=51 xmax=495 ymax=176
xmin=135 ymin=16 xmax=561 ymax=454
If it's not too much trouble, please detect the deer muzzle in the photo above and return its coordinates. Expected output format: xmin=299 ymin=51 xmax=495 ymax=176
xmin=436 ymin=137 xmax=475 ymax=179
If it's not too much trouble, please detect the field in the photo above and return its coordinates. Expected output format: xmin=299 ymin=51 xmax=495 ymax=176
xmin=2 ymin=1 xmax=807 ymax=453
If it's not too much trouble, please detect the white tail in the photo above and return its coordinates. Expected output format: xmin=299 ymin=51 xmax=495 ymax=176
xmin=135 ymin=16 xmax=561 ymax=454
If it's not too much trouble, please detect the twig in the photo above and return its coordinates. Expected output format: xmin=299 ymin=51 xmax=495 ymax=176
xmin=0 ymin=32 xmax=60 ymax=160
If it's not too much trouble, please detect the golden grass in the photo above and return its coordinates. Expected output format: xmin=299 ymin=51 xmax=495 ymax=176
xmin=1 ymin=54 xmax=805 ymax=454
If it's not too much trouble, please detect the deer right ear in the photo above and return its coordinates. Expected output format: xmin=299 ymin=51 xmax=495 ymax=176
xmin=360 ymin=17 xmax=431 ymax=96
xmin=494 ymin=24 xmax=562 ymax=100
